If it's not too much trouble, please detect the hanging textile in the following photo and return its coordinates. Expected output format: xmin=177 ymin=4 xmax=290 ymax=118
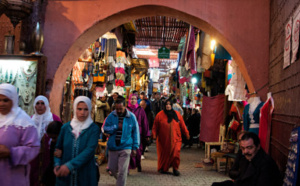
xmin=258 ymin=93 xmax=274 ymax=153
xmin=214 ymin=44 xmax=231 ymax=60
xmin=225 ymin=60 xmax=246 ymax=101
xmin=283 ymin=127 xmax=300 ymax=186
xmin=199 ymin=94 xmax=225 ymax=142
xmin=105 ymin=39 xmax=117 ymax=60
xmin=124 ymin=65 xmax=131 ymax=86
xmin=152 ymin=69 xmax=160 ymax=82
xmin=100 ymin=38 xmax=107 ymax=52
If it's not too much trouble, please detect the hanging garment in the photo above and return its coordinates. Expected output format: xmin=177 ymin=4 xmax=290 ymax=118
xmin=115 ymin=79 xmax=125 ymax=87
xmin=225 ymin=60 xmax=246 ymax=101
xmin=243 ymin=99 xmax=264 ymax=135
xmin=115 ymin=67 xmax=125 ymax=74
xmin=199 ymin=95 xmax=225 ymax=142
xmin=259 ymin=95 xmax=274 ymax=152
xmin=111 ymin=85 xmax=125 ymax=95
xmin=124 ymin=65 xmax=131 ymax=86
xmin=100 ymin=38 xmax=107 ymax=52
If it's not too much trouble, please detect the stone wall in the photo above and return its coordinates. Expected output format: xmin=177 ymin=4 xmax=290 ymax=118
xmin=269 ymin=0 xmax=300 ymax=172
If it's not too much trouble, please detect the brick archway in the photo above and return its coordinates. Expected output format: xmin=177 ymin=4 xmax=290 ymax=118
xmin=44 ymin=1 xmax=269 ymax=115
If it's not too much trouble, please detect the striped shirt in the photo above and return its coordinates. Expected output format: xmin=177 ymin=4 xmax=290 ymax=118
xmin=115 ymin=110 xmax=126 ymax=146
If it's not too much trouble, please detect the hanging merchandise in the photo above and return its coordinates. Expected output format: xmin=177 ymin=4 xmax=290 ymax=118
xmin=114 ymin=57 xmax=125 ymax=87
xmin=283 ymin=127 xmax=300 ymax=186
xmin=106 ymin=56 xmax=115 ymax=94
xmin=178 ymin=36 xmax=186 ymax=52
xmin=200 ymin=95 xmax=225 ymax=142
xmin=74 ymin=84 xmax=90 ymax=99
xmin=225 ymin=60 xmax=246 ymax=101
xmin=116 ymin=50 xmax=129 ymax=64
xmin=243 ymin=97 xmax=264 ymax=135
xmin=105 ymin=39 xmax=117 ymax=60
xmin=95 ymin=86 xmax=107 ymax=99
xmin=152 ymin=69 xmax=160 ymax=82
xmin=100 ymin=38 xmax=107 ymax=52
xmin=162 ymin=77 xmax=169 ymax=94
xmin=153 ymin=83 xmax=159 ymax=92
xmin=258 ymin=93 xmax=274 ymax=153
xmin=111 ymin=84 xmax=125 ymax=95
xmin=214 ymin=44 xmax=231 ymax=60
xmin=78 ymin=48 xmax=93 ymax=62
xmin=178 ymin=66 xmax=191 ymax=84
xmin=93 ymin=60 xmax=105 ymax=84
xmin=124 ymin=65 xmax=131 ymax=86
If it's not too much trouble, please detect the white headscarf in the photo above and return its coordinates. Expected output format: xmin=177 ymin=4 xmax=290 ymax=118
xmin=70 ymin=96 xmax=93 ymax=138
xmin=32 ymin=95 xmax=53 ymax=140
xmin=0 ymin=84 xmax=35 ymax=129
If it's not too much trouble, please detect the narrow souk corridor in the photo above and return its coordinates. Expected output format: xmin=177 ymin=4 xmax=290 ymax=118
xmin=99 ymin=144 xmax=228 ymax=186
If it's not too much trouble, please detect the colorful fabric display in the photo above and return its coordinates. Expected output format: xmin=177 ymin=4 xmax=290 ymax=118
xmin=124 ymin=65 xmax=131 ymax=86
xmin=115 ymin=67 xmax=125 ymax=74
xmin=116 ymin=73 xmax=125 ymax=81
xmin=100 ymin=38 xmax=107 ymax=52
xmin=115 ymin=79 xmax=125 ymax=87
xmin=112 ymin=85 xmax=125 ymax=95
xmin=98 ymin=73 xmax=105 ymax=82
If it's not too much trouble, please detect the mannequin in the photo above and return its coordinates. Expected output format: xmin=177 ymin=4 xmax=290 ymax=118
xmin=243 ymin=95 xmax=264 ymax=135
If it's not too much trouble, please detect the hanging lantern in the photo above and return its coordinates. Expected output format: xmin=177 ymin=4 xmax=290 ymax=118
xmin=5 ymin=0 xmax=33 ymax=28
xmin=31 ymin=22 xmax=44 ymax=55
xmin=211 ymin=53 xmax=215 ymax=66
xmin=0 ymin=0 xmax=8 ymax=16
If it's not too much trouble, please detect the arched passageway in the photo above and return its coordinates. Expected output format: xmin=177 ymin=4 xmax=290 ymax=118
xmin=43 ymin=0 xmax=269 ymax=115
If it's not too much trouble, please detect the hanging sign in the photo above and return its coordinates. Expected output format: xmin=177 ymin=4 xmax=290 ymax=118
xmin=284 ymin=18 xmax=292 ymax=69
xmin=158 ymin=47 xmax=170 ymax=59
xmin=149 ymin=57 xmax=159 ymax=67
xmin=292 ymin=6 xmax=300 ymax=64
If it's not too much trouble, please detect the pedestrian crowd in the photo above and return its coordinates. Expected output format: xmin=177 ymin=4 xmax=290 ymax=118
xmin=0 ymin=84 xmax=281 ymax=186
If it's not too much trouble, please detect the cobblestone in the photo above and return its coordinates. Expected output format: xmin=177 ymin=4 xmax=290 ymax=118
xmin=99 ymin=144 xmax=229 ymax=186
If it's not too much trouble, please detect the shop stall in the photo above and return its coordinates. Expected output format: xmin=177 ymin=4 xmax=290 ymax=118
xmin=0 ymin=54 xmax=47 ymax=115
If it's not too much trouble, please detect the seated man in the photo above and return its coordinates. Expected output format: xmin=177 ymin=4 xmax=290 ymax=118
xmin=212 ymin=132 xmax=282 ymax=186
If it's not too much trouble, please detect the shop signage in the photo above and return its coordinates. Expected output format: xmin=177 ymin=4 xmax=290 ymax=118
xmin=158 ymin=47 xmax=170 ymax=59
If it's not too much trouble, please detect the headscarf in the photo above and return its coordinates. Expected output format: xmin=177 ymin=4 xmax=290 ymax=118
xmin=32 ymin=95 xmax=53 ymax=140
xmin=0 ymin=84 xmax=35 ymax=129
xmin=70 ymin=96 xmax=93 ymax=138
xmin=128 ymin=93 xmax=138 ymax=110
xmin=163 ymin=99 xmax=179 ymax=123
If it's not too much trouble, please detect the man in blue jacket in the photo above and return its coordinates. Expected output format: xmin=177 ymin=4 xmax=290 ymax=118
xmin=104 ymin=96 xmax=140 ymax=186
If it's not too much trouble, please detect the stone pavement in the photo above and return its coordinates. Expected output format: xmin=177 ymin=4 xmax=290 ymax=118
xmin=98 ymin=143 xmax=229 ymax=186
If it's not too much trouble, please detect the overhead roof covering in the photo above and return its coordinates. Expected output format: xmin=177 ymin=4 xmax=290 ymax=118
xmin=133 ymin=16 xmax=199 ymax=50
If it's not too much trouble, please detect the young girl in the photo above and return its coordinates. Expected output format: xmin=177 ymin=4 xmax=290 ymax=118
xmin=42 ymin=121 xmax=63 ymax=186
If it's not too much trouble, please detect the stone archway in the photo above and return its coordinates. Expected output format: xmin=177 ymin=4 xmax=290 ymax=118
xmin=44 ymin=1 xmax=269 ymax=115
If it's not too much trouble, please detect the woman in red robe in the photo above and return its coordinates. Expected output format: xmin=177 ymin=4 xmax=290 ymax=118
xmin=152 ymin=98 xmax=190 ymax=176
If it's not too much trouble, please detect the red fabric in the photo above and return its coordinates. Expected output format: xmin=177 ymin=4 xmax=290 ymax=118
xmin=178 ymin=76 xmax=191 ymax=84
xmin=152 ymin=110 xmax=189 ymax=171
xmin=229 ymin=104 xmax=241 ymax=121
xmin=199 ymin=95 xmax=225 ymax=142
xmin=259 ymin=99 xmax=273 ymax=152
xmin=115 ymin=67 xmax=125 ymax=74
xmin=230 ymin=120 xmax=240 ymax=131
xmin=115 ymin=79 xmax=125 ymax=87
xmin=204 ymin=70 xmax=211 ymax=78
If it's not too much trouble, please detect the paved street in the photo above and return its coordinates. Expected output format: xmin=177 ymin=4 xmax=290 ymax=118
xmin=99 ymin=143 xmax=228 ymax=186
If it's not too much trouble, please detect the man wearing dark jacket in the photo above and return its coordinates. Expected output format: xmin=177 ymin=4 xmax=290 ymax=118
xmin=212 ymin=132 xmax=282 ymax=186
